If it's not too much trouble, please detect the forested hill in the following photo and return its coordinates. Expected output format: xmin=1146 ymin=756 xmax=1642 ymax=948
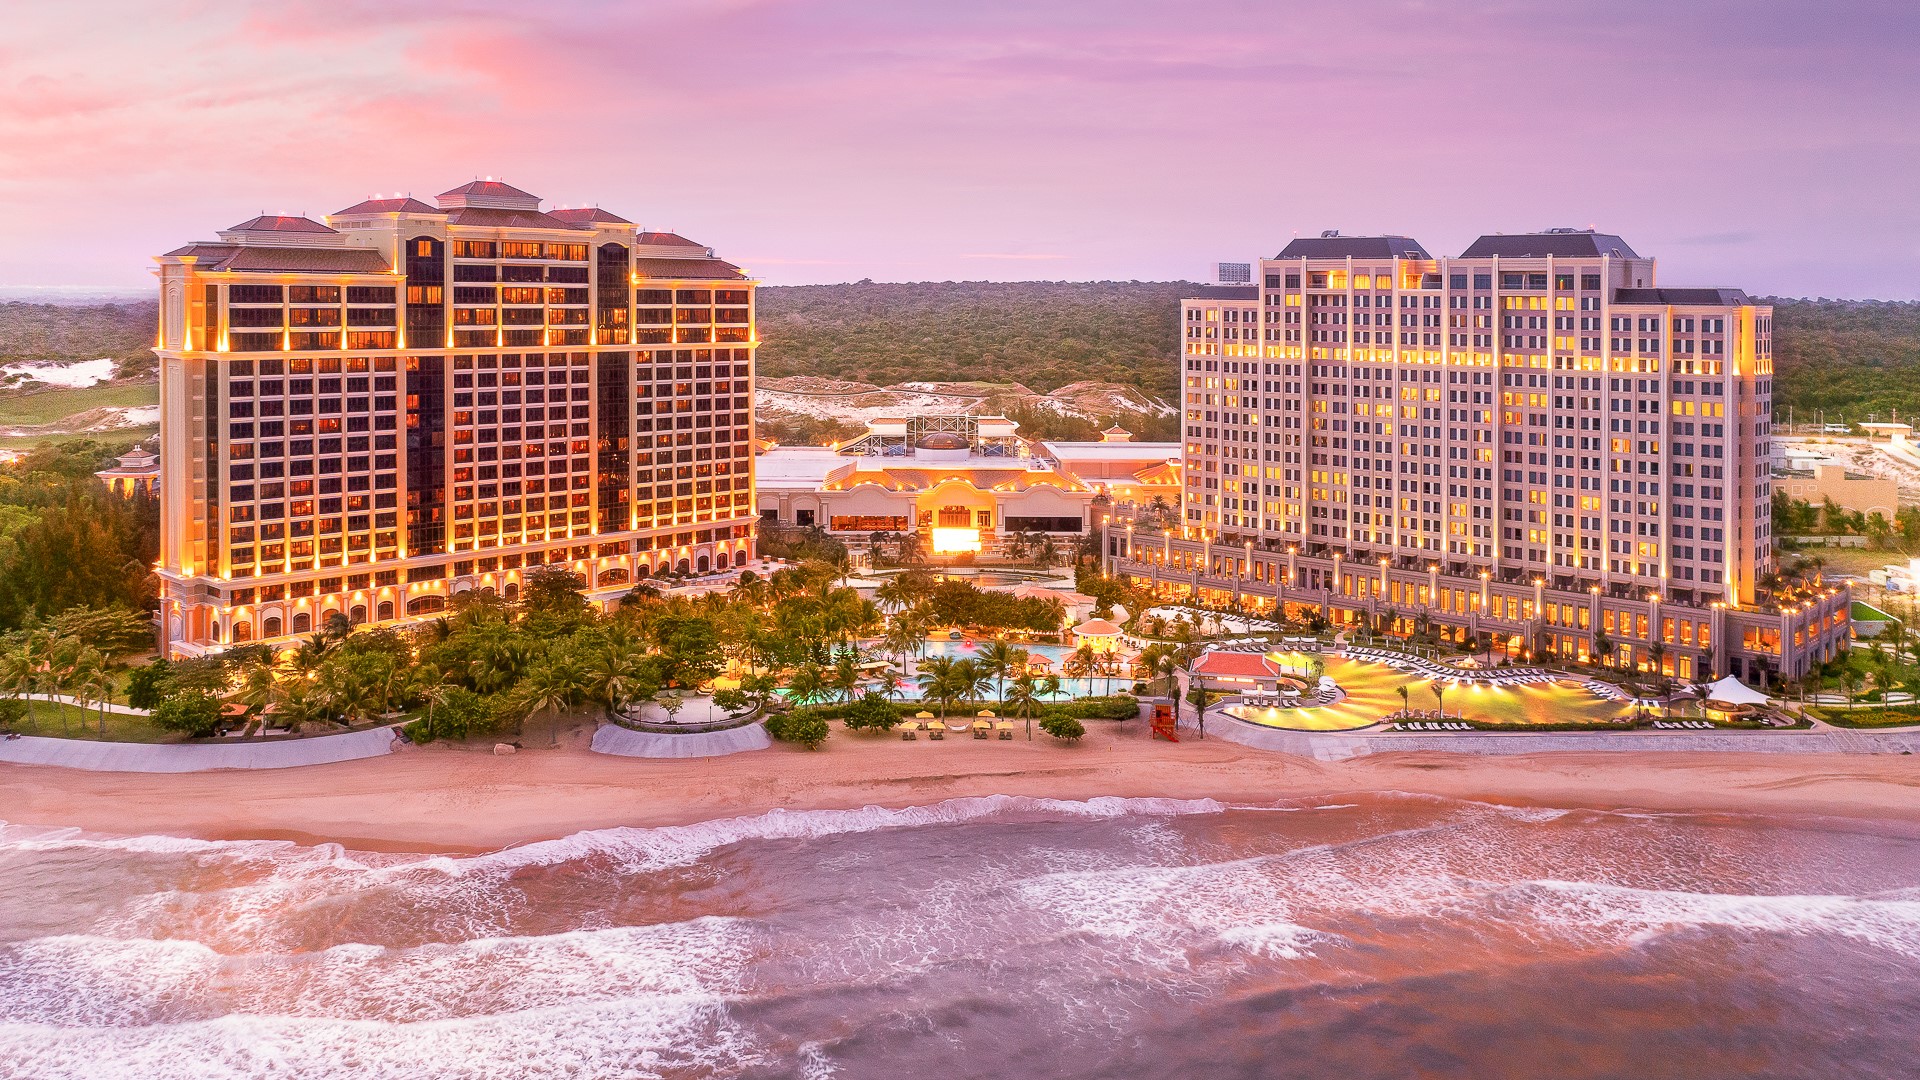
xmin=755 ymin=281 xmax=1194 ymax=403
xmin=1766 ymin=299 xmax=1920 ymax=424
xmin=6 ymin=289 xmax=1920 ymax=425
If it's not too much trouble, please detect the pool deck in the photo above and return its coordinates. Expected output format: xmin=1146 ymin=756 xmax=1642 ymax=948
xmin=1195 ymin=705 xmax=1920 ymax=761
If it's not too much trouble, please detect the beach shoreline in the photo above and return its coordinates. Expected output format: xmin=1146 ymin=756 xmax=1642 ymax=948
xmin=3 ymin=721 xmax=1917 ymax=854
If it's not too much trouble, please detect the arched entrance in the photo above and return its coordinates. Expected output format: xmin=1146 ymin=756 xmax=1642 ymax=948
xmin=292 ymin=612 xmax=312 ymax=635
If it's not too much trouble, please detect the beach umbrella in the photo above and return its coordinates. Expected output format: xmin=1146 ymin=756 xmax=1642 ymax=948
xmin=915 ymin=710 xmax=935 ymax=719
xmin=976 ymin=709 xmax=996 ymax=717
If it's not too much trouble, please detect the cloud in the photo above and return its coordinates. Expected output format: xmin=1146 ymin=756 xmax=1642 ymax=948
xmin=0 ymin=0 xmax=1914 ymax=294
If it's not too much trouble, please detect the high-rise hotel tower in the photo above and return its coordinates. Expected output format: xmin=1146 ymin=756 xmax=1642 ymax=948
xmin=1111 ymin=230 xmax=1849 ymax=687
xmin=152 ymin=181 xmax=755 ymax=656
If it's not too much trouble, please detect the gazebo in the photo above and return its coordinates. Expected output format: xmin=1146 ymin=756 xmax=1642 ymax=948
xmin=1071 ymin=618 xmax=1125 ymax=655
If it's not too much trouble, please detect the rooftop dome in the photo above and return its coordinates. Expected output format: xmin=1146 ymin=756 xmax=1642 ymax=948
xmin=916 ymin=432 xmax=969 ymax=451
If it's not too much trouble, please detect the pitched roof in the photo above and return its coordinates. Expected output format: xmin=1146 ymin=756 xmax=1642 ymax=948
xmin=1458 ymin=232 xmax=1639 ymax=259
xmin=212 ymin=247 xmax=392 ymax=273
xmin=1274 ymin=235 xmax=1430 ymax=260
xmin=636 ymin=231 xmax=706 ymax=248
xmin=439 ymin=180 xmax=539 ymax=201
xmin=441 ymin=207 xmax=578 ymax=230
xmin=162 ymin=243 xmax=240 ymax=260
xmin=1613 ymin=287 xmax=1752 ymax=306
xmin=1190 ymin=651 xmax=1282 ymax=678
xmin=333 ymin=197 xmax=441 ymax=216
xmin=631 ymin=256 xmax=744 ymax=280
xmin=1071 ymin=618 xmax=1124 ymax=636
xmin=550 ymin=207 xmax=633 ymax=226
xmin=227 ymin=215 xmax=336 ymax=234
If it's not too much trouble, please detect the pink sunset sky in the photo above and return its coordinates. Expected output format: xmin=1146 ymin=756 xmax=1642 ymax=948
xmin=3 ymin=0 xmax=1915 ymax=295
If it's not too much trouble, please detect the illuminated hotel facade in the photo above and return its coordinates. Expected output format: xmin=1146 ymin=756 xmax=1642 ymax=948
xmin=153 ymin=181 xmax=755 ymax=656
xmin=1110 ymin=230 xmax=1849 ymax=687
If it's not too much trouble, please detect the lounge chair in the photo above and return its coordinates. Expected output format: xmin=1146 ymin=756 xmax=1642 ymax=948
xmin=996 ymin=721 xmax=1015 ymax=740
xmin=900 ymin=721 xmax=919 ymax=740
xmin=972 ymin=720 xmax=992 ymax=739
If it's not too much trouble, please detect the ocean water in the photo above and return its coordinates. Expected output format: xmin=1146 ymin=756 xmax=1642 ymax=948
xmin=1 ymin=794 xmax=1917 ymax=1079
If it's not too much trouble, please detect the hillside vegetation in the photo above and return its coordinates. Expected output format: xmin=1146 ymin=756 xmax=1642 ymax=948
xmin=0 ymin=302 xmax=155 ymax=374
xmin=1766 ymin=299 xmax=1920 ymax=425
xmin=5 ymin=290 xmax=1920 ymax=428
xmin=755 ymin=281 xmax=1193 ymax=403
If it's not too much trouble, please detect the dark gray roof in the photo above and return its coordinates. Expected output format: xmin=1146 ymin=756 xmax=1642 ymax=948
xmin=1614 ymin=288 xmax=1751 ymax=306
xmin=1459 ymin=232 xmax=1639 ymax=259
xmin=1275 ymin=236 xmax=1430 ymax=260
xmin=1183 ymin=285 xmax=1259 ymax=301
xmin=631 ymin=256 xmax=745 ymax=280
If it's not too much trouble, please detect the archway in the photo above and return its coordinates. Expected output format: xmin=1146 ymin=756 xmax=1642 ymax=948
xmin=406 ymin=594 xmax=447 ymax=616
xmin=232 ymin=620 xmax=253 ymax=643
xmin=677 ymin=558 xmax=691 ymax=575
xmin=263 ymin=616 xmax=283 ymax=638
xmin=715 ymin=550 xmax=730 ymax=570
xmin=292 ymin=611 xmax=312 ymax=635
xmin=350 ymin=604 xmax=367 ymax=625
xmin=696 ymin=554 xmax=711 ymax=574
xmin=503 ymin=582 xmax=520 ymax=601
xmin=376 ymin=601 xmax=394 ymax=621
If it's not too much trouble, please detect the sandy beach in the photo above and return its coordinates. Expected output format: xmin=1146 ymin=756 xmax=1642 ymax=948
xmin=3 ymin=720 xmax=1918 ymax=853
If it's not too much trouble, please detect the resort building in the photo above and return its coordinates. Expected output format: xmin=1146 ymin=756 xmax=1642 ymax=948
xmin=95 ymin=446 xmax=160 ymax=497
xmin=151 ymin=180 xmax=756 ymax=656
xmin=756 ymin=415 xmax=1178 ymax=556
xmin=1772 ymin=459 xmax=1899 ymax=518
xmin=1112 ymin=230 xmax=1850 ymax=687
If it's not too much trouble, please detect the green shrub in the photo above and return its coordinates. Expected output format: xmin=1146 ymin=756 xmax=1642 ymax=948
xmin=152 ymin=692 xmax=222 ymax=739
xmin=766 ymin=712 xmax=830 ymax=749
xmin=841 ymin=692 xmax=901 ymax=732
xmin=1813 ymin=706 xmax=1920 ymax=728
xmin=1039 ymin=715 xmax=1085 ymax=742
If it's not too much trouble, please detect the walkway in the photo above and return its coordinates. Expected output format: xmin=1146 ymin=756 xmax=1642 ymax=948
xmin=591 ymin=720 xmax=770 ymax=759
xmin=1193 ymin=707 xmax=1920 ymax=761
xmin=0 ymin=725 xmax=398 ymax=773
xmin=13 ymin=693 xmax=149 ymax=716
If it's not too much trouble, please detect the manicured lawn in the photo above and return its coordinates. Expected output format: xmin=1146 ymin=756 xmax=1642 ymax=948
xmin=0 ymin=380 xmax=157 ymax=426
xmin=1813 ymin=706 xmax=1920 ymax=729
xmin=6 ymin=701 xmax=175 ymax=742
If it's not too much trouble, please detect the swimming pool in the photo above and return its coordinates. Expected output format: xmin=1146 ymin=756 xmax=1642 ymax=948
xmin=876 ymin=638 xmax=1131 ymax=700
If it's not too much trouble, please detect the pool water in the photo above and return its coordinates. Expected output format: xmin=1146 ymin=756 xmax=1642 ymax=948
xmin=874 ymin=638 xmax=1129 ymax=701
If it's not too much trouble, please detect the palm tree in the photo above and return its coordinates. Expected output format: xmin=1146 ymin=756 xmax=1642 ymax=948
xmin=516 ymin=650 xmax=589 ymax=745
xmin=1429 ymin=679 xmax=1447 ymax=719
xmin=897 ymin=531 xmax=925 ymax=566
xmin=916 ymin=655 xmax=957 ymax=716
xmin=829 ymin=647 xmax=865 ymax=705
xmin=1396 ymin=684 xmax=1410 ymax=718
xmin=1034 ymin=535 xmax=1060 ymax=570
xmin=951 ymin=659 xmax=992 ymax=712
xmin=1006 ymin=672 xmax=1043 ymax=740
xmin=73 ymin=648 xmax=111 ymax=737
xmin=584 ymin=638 xmax=648 ymax=715
xmin=977 ymin=642 xmax=1025 ymax=706
xmin=785 ymin=661 xmax=830 ymax=708
xmin=0 ymin=636 xmax=37 ymax=732
xmin=1004 ymin=530 xmax=1034 ymax=563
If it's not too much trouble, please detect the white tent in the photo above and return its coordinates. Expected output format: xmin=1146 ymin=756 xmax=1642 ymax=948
xmin=1702 ymin=676 xmax=1769 ymax=706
